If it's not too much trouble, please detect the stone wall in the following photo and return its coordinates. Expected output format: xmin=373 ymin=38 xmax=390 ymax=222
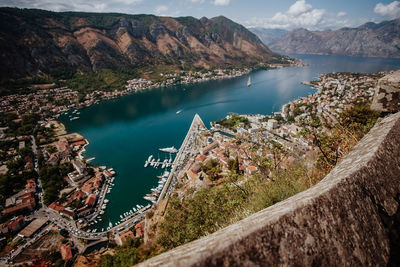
xmin=138 ymin=112 xmax=400 ymax=267
xmin=371 ymin=70 xmax=400 ymax=112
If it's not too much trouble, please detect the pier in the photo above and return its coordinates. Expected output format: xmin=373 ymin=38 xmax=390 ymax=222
xmin=157 ymin=114 xmax=206 ymax=204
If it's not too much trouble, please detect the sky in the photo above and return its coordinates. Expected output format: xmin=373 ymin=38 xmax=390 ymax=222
xmin=1 ymin=0 xmax=400 ymax=30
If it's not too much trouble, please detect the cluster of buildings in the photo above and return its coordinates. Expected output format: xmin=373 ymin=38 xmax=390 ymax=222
xmin=177 ymin=131 xmax=260 ymax=189
xmin=0 ymin=86 xmax=78 ymax=118
xmin=42 ymin=134 xmax=115 ymax=227
xmin=126 ymin=68 xmax=251 ymax=92
xmin=282 ymin=72 xmax=382 ymax=125
xmin=1 ymin=179 xmax=37 ymax=221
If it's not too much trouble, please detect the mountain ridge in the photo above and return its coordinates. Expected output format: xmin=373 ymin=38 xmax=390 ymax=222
xmin=267 ymin=18 xmax=400 ymax=58
xmin=0 ymin=7 xmax=279 ymax=82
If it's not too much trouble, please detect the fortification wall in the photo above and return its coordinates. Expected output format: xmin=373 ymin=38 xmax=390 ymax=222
xmin=138 ymin=111 xmax=400 ymax=266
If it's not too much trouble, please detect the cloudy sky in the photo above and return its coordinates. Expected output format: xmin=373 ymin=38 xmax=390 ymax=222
xmin=1 ymin=0 xmax=400 ymax=30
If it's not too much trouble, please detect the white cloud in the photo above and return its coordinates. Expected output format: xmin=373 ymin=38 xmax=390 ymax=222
xmin=212 ymin=0 xmax=230 ymax=6
xmin=0 ymin=0 xmax=142 ymax=13
xmin=245 ymin=0 xmax=351 ymax=30
xmin=374 ymin=1 xmax=400 ymax=19
xmin=287 ymin=0 xmax=311 ymax=16
xmin=191 ymin=0 xmax=205 ymax=3
xmin=337 ymin=11 xmax=346 ymax=17
xmin=115 ymin=0 xmax=142 ymax=4
xmin=154 ymin=5 xmax=168 ymax=15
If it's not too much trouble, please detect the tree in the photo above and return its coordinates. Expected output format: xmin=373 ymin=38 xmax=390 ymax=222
xmin=227 ymin=156 xmax=240 ymax=174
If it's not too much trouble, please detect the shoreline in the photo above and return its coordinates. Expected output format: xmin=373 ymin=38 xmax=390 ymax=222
xmin=54 ymin=62 xmax=303 ymax=120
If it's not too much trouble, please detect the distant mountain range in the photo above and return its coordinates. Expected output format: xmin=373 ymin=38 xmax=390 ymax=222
xmin=253 ymin=18 xmax=400 ymax=58
xmin=248 ymin=28 xmax=288 ymax=46
xmin=0 ymin=8 xmax=278 ymax=81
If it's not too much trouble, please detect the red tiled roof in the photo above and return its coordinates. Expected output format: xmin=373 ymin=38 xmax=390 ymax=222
xmin=8 ymin=215 xmax=24 ymax=229
xmin=60 ymin=244 xmax=72 ymax=260
xmin=2 ymin=200 xmax=35 ymax=215
xmin=195 ymin=154 xmax=207 ymax=162
xmin=48 ymin=202 xmax=64 ymax=212
xmin=120 ymin=230 xmax=135 ymax=243
xmin=71 ymin=140 xmax=86 ymax=147
xmin=135 ymin=221 xmax=145 ymax=237
xmin=85 ymin=194 xmax=97 ymax=206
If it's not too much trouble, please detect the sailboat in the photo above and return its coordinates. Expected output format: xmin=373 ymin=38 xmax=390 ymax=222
xmin=247 ymin=76 xmax=252 ymax=87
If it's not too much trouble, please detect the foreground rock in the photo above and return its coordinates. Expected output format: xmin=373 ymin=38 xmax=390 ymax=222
xmin=372 ymin=70 xmax=400 ymax=112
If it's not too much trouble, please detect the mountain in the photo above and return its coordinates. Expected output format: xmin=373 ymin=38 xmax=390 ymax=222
xmin=248 ymin=28 xmax=288 ymax=46
xmin=269 ymin=18 xmax=400 ymax=58
xmin=0 ymin=8 xmax=278 ymax=82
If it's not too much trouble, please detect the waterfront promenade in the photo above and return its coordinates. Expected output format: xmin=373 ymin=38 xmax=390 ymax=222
xmin=157 ymin=114 xmax=206 ymax=204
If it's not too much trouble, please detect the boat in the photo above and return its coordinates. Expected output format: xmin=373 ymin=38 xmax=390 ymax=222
xmin=120 ymin=215 xmax=123 ymax=219
xmin=136 ymin=205 xmax=141 ymax=209
xmin=144 ymin=161 xmax=149 ymax=168
xmin=70 ymin=116 xmax=79 ymax=121
xmin=247 ymin=76 xmax=252 ymax=87
xmin=144 ymin=196 xmax=156 ymax=201
xmin=176 ymin=109 xmax=182 ymax=114
xmin=100 ymin=211 xmax=104 ymax=215
xmin=104 ymin=199 xmax=109 ymax=203
xmin=147 ymin=155 xmax=153 ymax=161
xmin=159 ymin=146 xmax=178 ymax=153
xmin=151 ymin=188 xmax=160 ymax=193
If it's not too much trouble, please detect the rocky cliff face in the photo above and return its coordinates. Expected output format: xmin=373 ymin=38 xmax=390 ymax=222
xmin=372 ymin=70 xmax=400 ymax=112
xmin=0 ymin=8 xmax=276 ymax=81
xmin=269 ymin=18 xmax=400 ymax=58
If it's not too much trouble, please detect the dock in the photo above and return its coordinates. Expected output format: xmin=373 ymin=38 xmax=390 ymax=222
xmin=157 ymin=114 xmax=206 ymax=204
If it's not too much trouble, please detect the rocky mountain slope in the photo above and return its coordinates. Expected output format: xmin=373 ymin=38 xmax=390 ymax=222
xmin=0 ymin=8 xmax=278 ymax=81
xmin=268 ymin=18 xmax=400 ymax=58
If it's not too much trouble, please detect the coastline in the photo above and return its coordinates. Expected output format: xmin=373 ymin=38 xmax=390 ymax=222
xmin=55 ymin=62 xmax=303 ymax=120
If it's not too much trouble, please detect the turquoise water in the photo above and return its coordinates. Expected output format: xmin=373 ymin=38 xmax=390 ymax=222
xmin=60 ymin=55 xmax=400 ymax=230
